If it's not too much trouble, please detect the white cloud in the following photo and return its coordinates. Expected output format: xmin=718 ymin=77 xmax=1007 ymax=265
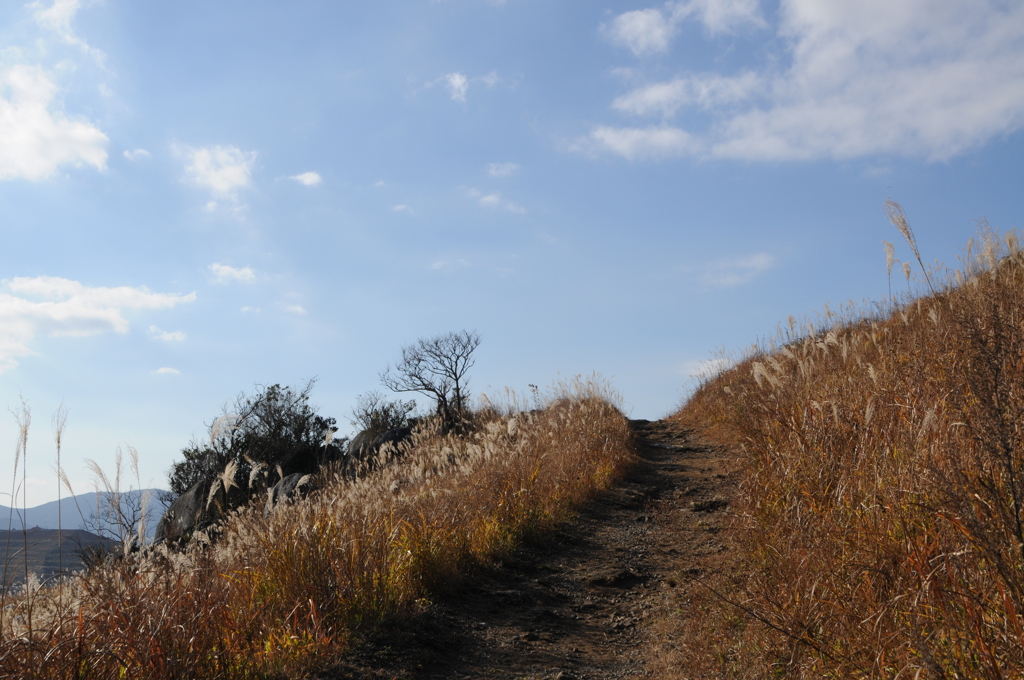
xmin=0 ymin=277 xmax=196 ymax=372
xmin=603 ymin=1 xmax=762 ymax=56
xmin=182 ymin=145 xmax=256 ymax=195
xmin=612 ymin=72 xmax=761 ymax=117
xmin=393 ymin=204 xmax=414 ymax=214
xmin=585 ymin=125 xmax=698 ymax=160
xmin=445 ymin=72 xmax=469 ymax=102
xmin=682 ymin=0 xmax=764 ymax=35
xmin=700 ymin=253 xmax=775 ymax=287
xmin=31 ymin=0 xmax=106 ymax=64
xmin=149 ymin=325 xmax=185 ymax=342
xmin=467 ymin=188 xmax=526 ymax=213
xmin=604 ymin=7 xmax=679 ymax=56
xmin=480 ymin=70 xmax=500 ymax=88
xmin=209 ymin=263 xmax=256 ymax=284
xmin=240 ymin=306 xmax=260 ymax=313
xmin=283 ymin=304 xmax=307 ymax=315
xmin=596 ymin=0 xmax=1024 ymax=162
xmin=0 ymin=65 xmax=108 ymax=180
xmin=154 ymin=367 xmax=180 ymax=375
xmin=123 ymin=148 xmax=150 ymax=161
xmin=487 ymin=162 xmax=520 ymax=177
xmin=290 ymin=171 xmax=322 ymax=186
xmin=475 ymin=193 xmax=499 ymax=208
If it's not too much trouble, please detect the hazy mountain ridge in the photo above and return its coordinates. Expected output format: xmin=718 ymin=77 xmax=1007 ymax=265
xmin=0 ymin=490 xmax=167 ymax=538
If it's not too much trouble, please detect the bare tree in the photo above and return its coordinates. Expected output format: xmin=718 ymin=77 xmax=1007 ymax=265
xmin=380 ymin=330 xmax=481 ymax=429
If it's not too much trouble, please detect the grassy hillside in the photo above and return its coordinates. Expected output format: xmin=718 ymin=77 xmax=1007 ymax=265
xmin=670 ymin=227 xmax=1024 ymax=677
xmin=0 ymin=379 xmax=633 ymax=679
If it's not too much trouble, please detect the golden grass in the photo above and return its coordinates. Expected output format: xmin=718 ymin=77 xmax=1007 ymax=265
xmin=0 ymin=377 xmax=634 ymax=679
xmin=671 ymin=226 xmax=1024 ymax=677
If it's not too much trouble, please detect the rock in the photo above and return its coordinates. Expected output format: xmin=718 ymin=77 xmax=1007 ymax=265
xmin=586 ymin=568 xmax=640 ymax=588
xmin=154 ymin=479 xmax=223 ymax=545
xmin=691 ymin=498 xmax=729 ymax=513
xmin=347 ymin=427 xmax=414 ymax=470
xmin=263 ymin=473 xmax=317 ymax=516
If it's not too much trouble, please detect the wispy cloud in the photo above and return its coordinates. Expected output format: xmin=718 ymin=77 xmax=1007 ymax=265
xmin=433 ymin=71 xmax=505 ymax=103
xmin=0 ymin=65 xmax=109 ymax=181
xmin=594 ymin=0 xmax=1024 ymax=162
xmin=123 ymin=148 xmax=150 ymax=161
xmin=209 ymin=263 xmax=256 ymax=284
xmin=290 ymin=171 xmax=322 ymax=186
xmin=581 ymin=126 xmax=697 ymax=160
xmin=445 ymin=72 xmax=469 ymax=102
xmin=153 ymin=367 xmax=180 ymax=375
xmin=431 ymin=259 xmax=469 ymax=271
xmin=487 ymin=162 xmax=520 ymax=177
xmin=282 ymin=304 xmax=307 ymax=315
xmin=0 ymin=277 xmax=196 ymax=372
xmin=182 ymin=144 xmax=257 ymax=197
xmin=467 ymin=188 xmax=525 ymax=213
xmin=148 ymin=325 xmax=185 ymax=342
xmin=700 ymin=252 xmax=775 ymax=287
xmin=31 ymin=0 xmax=107 ymax=64
xmin=393 ymin=204 xmax=414 ymax=214
xmin=612 ymin=72 xmax=760 ymax=117
xmin=602 ymin=0 xmax=763 ymax=56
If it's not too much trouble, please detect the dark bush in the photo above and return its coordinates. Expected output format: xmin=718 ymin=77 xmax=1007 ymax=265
xmin=167 ymin=381 xmax=342 ymax=514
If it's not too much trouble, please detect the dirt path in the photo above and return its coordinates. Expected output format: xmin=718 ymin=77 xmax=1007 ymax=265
xmin=327 ymin=419 xmax=738 ymax=680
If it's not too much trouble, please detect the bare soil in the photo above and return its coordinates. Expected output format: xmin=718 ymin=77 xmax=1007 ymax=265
xmin=323 ymin=418 xmax=738 ymax=680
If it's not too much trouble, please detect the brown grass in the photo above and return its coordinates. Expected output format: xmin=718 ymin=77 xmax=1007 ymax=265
xmin=0 ymin=377 xmax=634 ymax=679
xmin=669 ymin=224 xmax=1024 ymax=677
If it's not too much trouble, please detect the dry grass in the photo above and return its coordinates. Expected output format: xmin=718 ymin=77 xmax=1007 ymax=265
xmin=670 ymin=225 xmax=1024 ymax=677
xmin=0 ymin=377 xmax=633 ymax=679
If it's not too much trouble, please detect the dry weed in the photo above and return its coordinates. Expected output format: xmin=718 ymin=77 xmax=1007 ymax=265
xmin=0 ymin=377 xmax=633 ymax=679
xmin=673 ymin=222 xmax=1024 ymax=677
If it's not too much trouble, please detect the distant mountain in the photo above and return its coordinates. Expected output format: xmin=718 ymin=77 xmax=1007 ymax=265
xmin=0 ymin=490 xmax=168 ymax=539
xmin=0 ymin=528 xmax=114 ymax=591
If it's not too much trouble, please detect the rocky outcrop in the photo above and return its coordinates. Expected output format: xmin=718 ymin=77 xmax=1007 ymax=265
xmin=154 ymin=479 xmax=224 ymax=545
xmin=263 ymin=473 xmax=317 ymax=516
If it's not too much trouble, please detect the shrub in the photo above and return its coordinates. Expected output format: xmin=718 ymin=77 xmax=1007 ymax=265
xmin=349 ymin=390 xmax=416 ymax=439
xmin=167 ymin=380 xmax=341 ymax=511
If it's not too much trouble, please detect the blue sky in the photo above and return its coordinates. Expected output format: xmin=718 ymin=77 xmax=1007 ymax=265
xmin=2 ymin=0 xmax=1023 ymax=506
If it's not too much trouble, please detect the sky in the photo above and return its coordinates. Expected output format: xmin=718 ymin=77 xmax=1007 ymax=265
xmin=2 ymin=0 xmax=1023 ymax=507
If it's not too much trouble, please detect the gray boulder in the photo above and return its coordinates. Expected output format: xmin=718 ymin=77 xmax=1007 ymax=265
xmin=371 ymin=427 xmax=413 ymax=458
xmin=263 ymin=473 xmax=317 ymax=516
xmin=155 ymin=479 xmax=224 ymax=545
xmin=347 ymin=429 xmax=377 ymax=464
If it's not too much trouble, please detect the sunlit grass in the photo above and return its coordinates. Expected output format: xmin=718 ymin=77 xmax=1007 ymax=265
xmin=671 ymin=218 xmax=1024 ymax=677
xmin=0 ymin=377 xmax=634 ymax=679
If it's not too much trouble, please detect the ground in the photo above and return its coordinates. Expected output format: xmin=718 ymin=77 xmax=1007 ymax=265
xmin=322 ymin=419 xmax=739 ymax=679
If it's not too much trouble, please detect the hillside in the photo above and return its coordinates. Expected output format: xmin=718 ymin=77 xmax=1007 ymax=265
xmin=0 ymin=528 xmax=114 ymax=591
xmin=664 ymin=229 xmax=1024 ymax=677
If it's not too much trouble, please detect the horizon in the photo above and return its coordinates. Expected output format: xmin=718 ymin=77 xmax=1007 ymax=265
xmin=2 ymin=0 xmax=1024 ymax=506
